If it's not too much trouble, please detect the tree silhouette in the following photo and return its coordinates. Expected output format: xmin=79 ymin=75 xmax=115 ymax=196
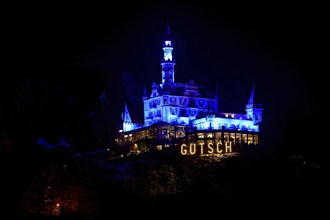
xmin=0 ymin=67 xmax=110 ymax=152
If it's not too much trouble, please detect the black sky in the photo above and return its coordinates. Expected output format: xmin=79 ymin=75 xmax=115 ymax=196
xmin=5 ymin=2 xmax=325 ymax=145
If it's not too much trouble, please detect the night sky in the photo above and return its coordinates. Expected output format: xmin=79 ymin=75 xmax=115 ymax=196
xmin=4 ymin=2 xmax=325 ymax=146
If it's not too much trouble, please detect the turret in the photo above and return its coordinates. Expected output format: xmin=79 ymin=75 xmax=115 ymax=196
xmin=160 ymin=25 xmax=176 ymax=85
xmin=245 ymin=83 xmax=263 ymax=124
xmin=122 ymin=102 xmax=133 ymax=132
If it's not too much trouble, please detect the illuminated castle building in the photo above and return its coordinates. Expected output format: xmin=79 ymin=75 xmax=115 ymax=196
xmin=116 ymin=31 xmax=263 ymax=155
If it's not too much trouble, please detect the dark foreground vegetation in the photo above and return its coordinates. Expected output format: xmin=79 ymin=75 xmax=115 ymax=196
xmin=1 ymin=143 xmax=325 ymax=219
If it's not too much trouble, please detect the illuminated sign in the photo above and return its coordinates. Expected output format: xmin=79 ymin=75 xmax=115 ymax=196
xmin=180 ymin=141 xmax=233 ymax=155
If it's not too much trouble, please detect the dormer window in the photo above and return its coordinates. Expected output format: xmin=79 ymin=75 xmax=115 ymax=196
xmin=171 ymin=98 xmax=176 ymax=105
xmin=180 ymin=98 xmax=185 ymax=105
xmin=163 ymin=96 xmax=168 ymax=104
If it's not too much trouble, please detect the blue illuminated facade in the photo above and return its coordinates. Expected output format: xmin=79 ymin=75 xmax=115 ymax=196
xmin=117 ymin=32 xmax=263 ymax=152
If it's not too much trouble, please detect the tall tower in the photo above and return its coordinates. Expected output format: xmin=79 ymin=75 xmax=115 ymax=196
xmin=245 ymin=83 xmax=263 ymax=124
xmin=160 ymin=25 xmax=176 ymax=85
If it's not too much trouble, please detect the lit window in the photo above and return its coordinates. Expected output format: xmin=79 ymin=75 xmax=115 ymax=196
xmin=207 ymin=133 xmax=213 ymax=138
xmin=181 ymin=98 xmax=186 ymax=105
xmin=198 ymin=133 xmax=204 ymax=138
xmin=163 ymin=96 xmax=168 ymax=104
xmin=171 ymin=108 xmax=176 ymax=115
xmin=171 ymin=98 xmax=176 ymax=105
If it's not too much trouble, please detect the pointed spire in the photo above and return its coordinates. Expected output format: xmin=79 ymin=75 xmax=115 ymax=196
xmin=246 ymin=82 xmax=263 ymax=124
xmin=165 ymin=19 xmax=171 ymax=37
xmin=167 ymin=22 xmax=171 ymax=37
xmin=142 ymin=86 xmax=147 ymax=99
xmin=248 ymin=82 xmax=255 ymax=105
xmin=123 ymin=102 xmax=132 ymax=123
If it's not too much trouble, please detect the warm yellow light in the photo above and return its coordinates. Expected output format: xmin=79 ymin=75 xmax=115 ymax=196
xmin=181 ymin=144 xmax=187 ymax=155
xmin=216 ymin=142 xmax=223 ymax=154
xmin=199 ymin=143 xmax=205 ymax=154
xmin=207 ymin=143 xmax=214 ymax=154
xmin=180 ymin=141 xmax=233 ymax=156
xmin=189 ymin=143 xmax=196 ymax=154
xmin=225 ymin=141 xmax=232 ymax=153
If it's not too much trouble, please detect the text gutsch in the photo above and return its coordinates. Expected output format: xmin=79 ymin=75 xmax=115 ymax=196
xmin=180 ymin=141 xmax=233 ymax=155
